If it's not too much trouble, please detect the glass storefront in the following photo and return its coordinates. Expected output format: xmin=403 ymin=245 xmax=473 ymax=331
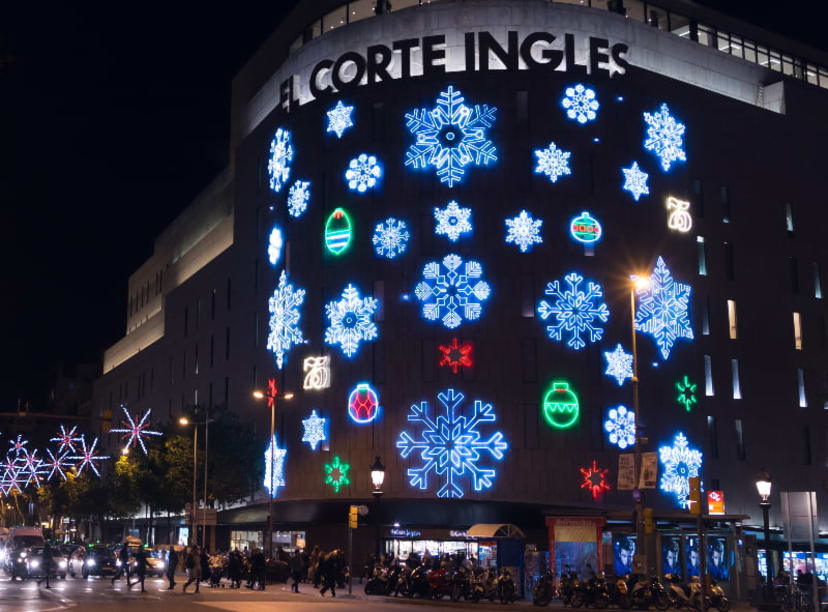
xmin=383 ymin=528 xmax=479 ymax=561
xmin=759 ymin=550 xmax=828 ymax=582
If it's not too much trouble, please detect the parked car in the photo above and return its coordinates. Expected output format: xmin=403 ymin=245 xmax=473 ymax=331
xmin=25 ymin=546 xmax=67 ymax=580
xmin=69 ymin=545 xmax=117 ymax=578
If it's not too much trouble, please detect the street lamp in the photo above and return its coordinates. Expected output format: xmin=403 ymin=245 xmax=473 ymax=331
xmin=370 ymin=456 xmax=385 ymax=499
xmin=756 ymin=469 xmax=775 ymax=597
xmin=178 ymin=413 xmax=199 ymax=548
xmin=629 ymin=273 xmax=649 ymax=574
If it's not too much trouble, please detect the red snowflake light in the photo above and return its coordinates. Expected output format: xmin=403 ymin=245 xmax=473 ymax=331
xmin=438 ymin=338 xmax=473 ymax=374
xmin=267 ymin=378 xmax=278 ymax=410
xmin=580 ymin=460 xmax=610 ymax=500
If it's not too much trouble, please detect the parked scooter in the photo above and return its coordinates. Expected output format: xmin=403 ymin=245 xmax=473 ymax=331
xmin=560 ymin=571 xmax=580 ymax=606
xmin=607 ymin=574 xmax=632 ymax=609
xmin=664 ymin=574 xmax=694 ymax=609
xmin=471 ymin=568 xmax=498 ymax=603
xmin=629 ymin=574 xmax=671 ymax=610
xmin=449 ymin=566 xmax=473 ymax=602
xmin=496 ymin=567 xmax=517 ymax=604
xmin=532 ymin=570 xmax=557 ymax=606
xmin=691 ymin=577 xmax=730 ymax=612
xmin=572 ymin=574 xmax=610 ymax=609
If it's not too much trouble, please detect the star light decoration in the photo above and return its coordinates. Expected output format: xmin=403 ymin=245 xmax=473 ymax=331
xmin=561 ymin=83 xmax=599 ymax=124
xmin=635 ymin=256 xmax=694 ymax=360
xmin=397 ymin=388 xmax=508 ymax=498
xmin=622 ymin=162 xmax=650 ymax=202
xmin=372 ymin=217 xmax=410 ymax=259
xmin=69 ymin=436 xmax=109 ymax=477
xmin=537 ymin=272 xmax=609 ymax=350
xmin=326 ymin=100 xmax=354 ymax=138
xmin=264 ymin=434 xmax=286 ymax=497
xmin=267 ymin=127 xmax=293 ymax=193
xmin=505 ymin=210 xmax=543 ymax=253
xmin=438 ymin=337 xmax=473 ymax=374
xmin=534 ymin=142 xmax=572 ymax=183
xmin=109 ymin=406 xmax=163 ymax=455
xmin=301 ymin=410 xmax=327 ymax=451
xmin=324 ymin=455 xmax=351 ymax=493
xmin=287 ymin=180 xmax=311 ymax=218
xmin=643 ymin=103 xmax=686 ymax=172
xmin=43 ymin=449 xmax=73 ymax=481
xmin=659 ymin=432 xmax=702 ymax=508
xmin=51 ymin=425 xmax=81 ymax=454
xmin=267 ymin=270 xmax=307 ymax=369
xmin=345 ymin=153 xmax=382 ymax=192
xmin=434 ymin=200 xmax=472 ymax=242
xmin=580 ymin=461 xmax=611 ymax=500
xmin=603 ymin=343 xmax=634 ymax=386
xmin=414 ymin=254 xmax=491 ymax=330
xmin=267 ymin=226 xmax=283 ymax=266
xmin=604 ymin=406 xmax=636 ymax=450
xmin=324 ymin=284 xmax=379 ymax=358
xmin=404 ymin=85 xmax=497 ymax=188
xmin=676 ymin=376 xmax=698 ymax=412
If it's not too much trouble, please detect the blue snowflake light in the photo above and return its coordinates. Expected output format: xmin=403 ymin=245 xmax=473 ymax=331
xmin=267 ymin=127 xmax=293 ymax=193
xmin=404 ymin=85 xmax=497 ymax=188
xmin=264 ymin=434 xmax=286 ymax=497
xmin=537 ymin=272 xmax=609 ymax=350
xmin=287 ymin=180 xmax=311 ymax=217
xmin=345 ymin=153 xmax=382 ymax=192
xmin=267 ymin=270 xmax=307 ymax=369
xmin=372 ymin=217 xmax=410 ymax=259
xmin=604 ymin=343 xmax=634 ymax=386
xmin=267 ymin=226 xmax=283 ymax=266
xmin=635 ymin=256 xmax=694 ymax=360
xmin=301 ymin=410 xmax=327 ymax=451
xmin=397 ymin=388 xmax=508 ymax=498
xmin=643 ymin=103 xmax=686 ymax=172
xmin=324 ymin=284 xmax=379 ymax=358
xmin=604 ymin=406 xmax=636 ymax=450
xmin=110 ymin=406 xmax=163 ymax=455
xmin=622 ymin=162 xmax=650 ymax=201
xmin=534 ymin=142 xmax=572 ymax=183
xmin=505 ymin=210 xmax=543 ymax=253
xmin=561 ymin=83 xmax=599 ymax=124
xmin=414 ymin=254 xmax=491 ymax=329
xmin=659 ymin=431 xmax=702 ymax=508
xmin=434 ymin=200 xmax=472 ymax=242
xmin=326 ymin=100 xmax=354 ymax=138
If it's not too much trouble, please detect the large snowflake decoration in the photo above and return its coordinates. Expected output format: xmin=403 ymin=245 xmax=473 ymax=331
xmin=17 ymin=448 xmax=45 ymax=489
xmin=415 ymin=254 xmax=491 ymax=330
xmin=397 ymin=388 xmax=508 ymax=498
xmin=267 ymin=270 xmax=307 ymax=369
xmin=326 ymin=100 xmax=354 ymax=138
xmin=534 ymin=142 xmax=572 ymax=183
xmin=301 ymin=410 xmax=327 ymax=451
xmin=345 ymin=153 xmax=382 ymax=192
xmin=324 ymin=284 xmax=379 ymax=358
xmin=43 ymin=449 xmax=73 ymax=482
xmin=372 ymin=217 xmax=410 ymax=259
xmin=8 ymin=434 xmax=27 ymax=457
xmin=69 ymin=436 xmax=109 ymax=477
xmin=109 ymin=406 xmax=163 ymax=455
xmin=580 ymin=461 xmax=611 ymax=500
xmin=287 ymin=180 xmax=311 ymax=217
xmin=505 ymin=210 xmax=543 ymax=253
xmin=635 ymin=256 xmax=694 ymax=360
xmin=561 ymin=84 xmax=599 ymax=124
xmin=404 ymin=85 xmax=497 ymax=188
xmin=0 ymin=464 xmax=23 ymax=495
xmin=434 ymin=200 xmax=472 ymax=242
xmin=604 ymin=343 xmax=634 ymax=386
xmin=604 ymin=406 xmax=636 ymax=450
xmin=323 ymin=455 xmax=351 ymax=493
xmin=267 ymin=226 xmax=283 ymax=266
xmin=263 ymin=435 xmax=286 ymax=497
xmin=643 ymin=103 xmax=686 ymax=172
xmin=659 ymin=432 xmax=702 ymax=508
xmin=622 ymin=162 xmax=650 ymax=202
xmin=537 ymin=272 xmax=609 ymax=350
xmin=267 ymin=127 xmax=293 ymax=193
xmin=51 ymin=425 xmax=81 ymax=454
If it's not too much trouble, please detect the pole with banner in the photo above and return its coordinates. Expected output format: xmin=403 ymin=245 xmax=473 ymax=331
xmin=348 ymin=505 xmax=358 ymax=595
xmin=689 ymin=476 xmax=707 ymax=612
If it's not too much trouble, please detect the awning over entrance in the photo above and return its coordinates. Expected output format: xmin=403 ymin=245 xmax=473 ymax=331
xmin=467 ymin=523 xmax=526 ymax=539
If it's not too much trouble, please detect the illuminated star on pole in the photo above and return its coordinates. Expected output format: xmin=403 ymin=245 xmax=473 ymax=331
xmin=109 ymin=406 xmax=163 ymax=455
xmin=51 ymin=424 xmax=82 ymax=454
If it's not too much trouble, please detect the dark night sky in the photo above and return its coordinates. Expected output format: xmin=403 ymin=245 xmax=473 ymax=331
xmin=0 ymin=2 xmax=825 ymax=410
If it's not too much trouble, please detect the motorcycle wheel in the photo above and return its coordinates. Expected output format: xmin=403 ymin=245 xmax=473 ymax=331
xmin=716 ymin=598 xmax=731 ymax=612
xmin=572 ymin=592 xmax=585 ymax=608
xmin=656 ymin=593 xmax=671 ymax=611
xmin=451 ymin=584 xmax=462 ymax=602
xmin=534 ymin=593 xmax=552 ymax=607
xmin=595 ymin=595 xmax=609 ymax=609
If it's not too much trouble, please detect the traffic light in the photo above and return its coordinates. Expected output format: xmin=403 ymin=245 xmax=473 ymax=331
xmin=688 ymin=476 xmax=701 ymax=515
xmin=348 ymin=505 xmax=358 ymax=529
xmin=644 ymin=508 xmax=654 ymax=534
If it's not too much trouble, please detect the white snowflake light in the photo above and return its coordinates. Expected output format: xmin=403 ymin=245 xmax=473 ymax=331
xmin=109 ymin=406 xmax=163 ymax=455
xmin=324 ymin=284 xmax=379 ymax=358
xmin=397 ymin=388 xmax=508 ymax=498
xmin=267 ymin=226 xmax=283 ymax=266
xmin=643 ymin=103 xmax=686 ymax=172
xmin=267 ymin=270 xmax=307 ymax=369
xmin=17 ymin=448 xmax=45 ymax=489
xmin=505 ymin=210 xmax=543 ymax=253
xmin=263 ymin=434 xmax=286 ymax=497
xmin=537 ymin=272 xmax=609 ymax=350
xmin=534 ymin=142 xmax=572 ymax=183
xmin=8 ymin=434 xmax=27 ymax=457
xmin=43 ymin=449 xmax=73 ymax=481
xmin=415 ymin=254 xmax=491 ymax=329
xmin=561 ymin=83 xmax=599 ymax=124
xmin=635 ymin=256 xmax=694 ymax=360
xmin=659 ymin=432 xmax=702 ymax=508
xmin=326 ymin=100 xmax=354 ymax=138
xmin=267 ymin=127 xmax=293 ymax=192
xmin=51 ymin=425 xmax=81 ymax=454
xmin=404 ymin=85 xmax=497 ymax=188
xmin=372 ymin=217 xmax=410 ymax=259
xmin=0 ymin=464 xmax=23 ymax=495
xmin=345 ymin=153 xmax=382 ymax=192
xmin=69 ymin=436 xmax=109 ymax=477
xmin=287 ymin=180 xmax=311 ymax=217
xmin=434 ymin=200 xmax=472 ymax=242
xmin=603 ymin=343 xmax=634 ymax=386
xmin=301 ymin=410 xmax=327 ymax=451
xmin=622 ymin=162 xmax=650 ymax=202
xmin=604 ymin=406 xmax=636 ymax=450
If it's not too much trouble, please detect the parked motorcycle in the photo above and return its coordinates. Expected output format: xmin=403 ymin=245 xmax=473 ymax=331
xmin=572 ymin=574 xmax=610 ymax=609
xmin=629 ymin=575 xmax=671 ymax=610
xmin=496 ymin=567 xmax=517 ymax=604
xmin=364 ymin=566 xmax=389 ymax=595
xmin=607 ymin=575 xmax=632 ymax=609
xmin=532 ymin=570 xmax=557 ymax=606
xmin=561 ymin=571 xmax=580 ymax=606
xmin=664 ymin=574 xmax=694 ymax=609
xmin=690 ymin=577 xmax=730 ymax=612
xmin=407 ymin=564 xmax=432 ymax=598
xmin=428 ymin=565 xmax=451 ymax=600
xmin=449 ymin=566 xmax=473 ymax=602
xmin=472 ymin=569 xmax=498 ymax=603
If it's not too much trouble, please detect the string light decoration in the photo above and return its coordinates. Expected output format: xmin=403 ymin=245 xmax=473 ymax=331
xmin=69 ymin=436 xmax=109 ymax=477
xmin=569 ymin=212 xmax=603 ymax=244
xmin=415 ymin=254 xmax=491 ymax=329
xmin=537 ymin=272 xmax=609 ymax=350
xmin=301 ymin=410 xmax=328 ymax=451
xmin=267 ymin=270 xmax=307 ymax=369
xmin=324 ymin=208 xmax=353 ymax=255
xmin=534 ymin=142 xmax=571 ymax=183
xmin=326 ymin=100 xmax=354 ymax=138
xmin=542 ymin=382 xmax=580 ymax=429
xmin=324 ymin=284 xmax=379 ymax=358
xmin=396 ymin=388 xmax=508 ymax=498
xmin=372 ymin=217 xmax=410 ymax=259
xmin=404 ymin=85 xmax=497 ymax=188
xmin=659 ymin=432 xmax=702 ymax=508
xmin=287 ymin=180 xmax=311 ymax=218
xmin=603 ymin=344 xmax=633 ymax=386
xmin=666 ymin=196 xmax=693 ymax=232
xmin=604 ymin=406 xmax=636 ymax=450
xmin=267 ymin=226 xmax=283 ymax=266
xmin=643 ymin=103 xmax=686 ymax=172
xmin=434 ymin=200 xmax=473 ymax=242
xmin=324 ymin=455 xmax=351 ymax=493
xmin=264 ymin=434 xmax=287 ymax=497
xmin=267 ymin=127 xmax=293 ymax=193
xmin=109 ymin=406 xmax=163 ymax=455
xmin=345 ymin=153 xmax=382 ymax=192
xmin=438 ymin=337 xmax=473 ymax=374
xmin=622 ymin=162 xmax=649 ymax=201
xmin=676 ymin=376 xmax=698 ymax=412
xmin=505 ymin=210 xmax=543 ymax=253
xmin=347 ymin=383 xmax=381 ymax=424
xmin=303 ymin=356 xmax=331 ymax=390
xmin=561 ymin=84 xmax=599 ymax=124
xmin=43 ymin=449 xmax=73 ymax=482
xmin=51 ymin=425 xmax=81 ymax=454
xmin=580 ymin=461 xmax=611 ymax=500
xmin=635 ymin=256 xmax=694 ymax=360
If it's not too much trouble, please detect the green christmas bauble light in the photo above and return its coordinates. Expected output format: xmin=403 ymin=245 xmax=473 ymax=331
xmin=542 ymin=381 xmax=579 ymax=429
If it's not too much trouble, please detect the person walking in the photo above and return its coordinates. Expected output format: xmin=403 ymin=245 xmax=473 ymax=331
xmin=228 ymin=550 xmax=242 ymax=588
xmin=249 ymin=547 xmax=265 ymax=591
xmin=128 ymin=547 xmax=148 ymax=592
xmin=320 ymin=550 xmax=340 ymax=598
xmin=166 ymin=546 xmax=178 ymax=590
xmin=310 ymin=546 xmax=322 ymax=588
xmin=183 ymin=546 xmax=201 ymax=593
xmin=200 ymin=548 xmax=210 ymax=587
xmin=289 ymin=550 xmax=302 ymax=593
xmin=36 ymin=542 xmax=53 ymax=589
xmin=112 ymin=544 xmax=131 ymax=584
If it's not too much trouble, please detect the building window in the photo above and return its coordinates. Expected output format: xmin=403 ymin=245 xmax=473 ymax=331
xmin=211 ymin=289 xmax=216 ymax=320
xmin=194 ymin=344 xmax=199 ymax=375
xmin=789 ymin=257 xmax=799 ymax=293
xmin=227 ymin=277 xmax=232 ymax=310
xmin=194 ymin=388 xmax=198 ymax=406
xmin=797 ymin=368 xmax=807 ymax=407
xmin=322 ymin=5 xmax=347 ymax=32
xmin=521 ymin=275 xmax=534 ymax=318
xmin=704 ymin=354 xmax=714 ymax=396
xmin=225 ymin=327 xmax=231 ymax=360
xmin=724 ymin=242 xmax=735 ymax=280
xmin=696 ymin=236 xmax=707 ymax=276
xmin=731 ymin=358 xmax=741 ymax=400
xmin=349 ymin=0 xmax=376 ymax=23
xmin=252 ymin=365 xmax=258 ymax=389
xmin=813 ymin=262 xmax=823 ymax=299
xmin=702 ymin=296 xmax=710 ymax=336
xmin=793 ymin=312 xmax=803 ymax=350
xmin=210 ymin=334 xmax=215 ymax=367
xmin=785 ymin=202 xmax=795 ymax=236
xmin=184 ymin=307 xmax=189 ymax=336
xmin=720 ymin=185 xmax=730 ymax=223
xmin=224 ymin=377 xmax=230 ymax=407
xmin=727 ymin=299 xmax=737 ymax=339
xmin=735 ymin=419 xmax=745 ymax=460
xmin=707 ymin=415 xmax=719 ymax=459
xmin=254 ymin=258 xmax=260 ymax=294
xmin=254 ymin=311 xmax=260 ymax=347
xmin=803 ymin=426 xmax=812 ymax=465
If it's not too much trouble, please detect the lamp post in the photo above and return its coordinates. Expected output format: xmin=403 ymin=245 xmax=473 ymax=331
xmin=253 ymin=383 xmax=293 ymax=557
xmin=756 ymin=469 xmax=774 ymax=601
xmin=178 ymin=415 xmax=197 ymax=548
xmin=630 ymin=274 xmax=650 ymax=574
xmin=370 ymin=456 xmax=386 ymax=557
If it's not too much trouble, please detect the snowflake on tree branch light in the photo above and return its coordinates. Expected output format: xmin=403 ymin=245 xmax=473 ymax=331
xmin=326 ymin=100 xmax=354 ymax=138
xmin=635 ymin=256 xmax=694 ymax=360
xmin=505 ymin=210 xmax=543 ymax=253
xmin=415 ymin=254 xmax=491 ymax=330
xmin=267 ymin=127 xmax=293 ymax=193
xmin=51 ymin=425 xmax=81 ymax=454
xmin=109 ymin=406 xmax=163 ymax=455
xmin=604 ymin=406 xmax=636 ymax=450
xmin=537 ymin=272 xmax=609 ymax=350
xmin=372 ymin=217 xmax=410 ymax=259
xmin=659 ymin=431 xmax=702 ymax=508
xmin=287 ymin=180 xmax=311 ymax=217
xmin=534 ymin=142 xmax=571 ymax=183
xmin=345 ymin=153 xmax=382 ymax=192
xmin=561 ymin=84 xmax=599 ymax=124
xmin=324 ymin=284 xmax=379 ymax=358
xmin=604 ymin=343 xmax=633 ymax=386
xmin=301 ymin=410 xmax=327 ymax=451
xmin=622 ymin=162 xmax=650 ymax=202
xmin=643 ymin=103 xmax=686 ymax=172
xmin=434 ymin=201 xmax=472 ymax=242
xmin=69 ymin=436 xmax=109 ymax=477
xmin=267 ymin=270 xmax=307 ymax=369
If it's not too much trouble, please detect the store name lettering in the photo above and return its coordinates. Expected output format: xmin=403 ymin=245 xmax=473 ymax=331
xmin=390 ymin=528 xmax=422 ymax=538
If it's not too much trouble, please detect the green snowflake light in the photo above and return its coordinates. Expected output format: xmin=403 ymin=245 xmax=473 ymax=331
xmin=676 ymin=376 xmax=697 ymax=412
xmin=324 ymin=455 xmax=351 ymax=493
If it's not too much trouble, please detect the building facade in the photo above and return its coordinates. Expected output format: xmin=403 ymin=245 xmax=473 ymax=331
xmin=95 ymin=0 xmax=828 ymax=585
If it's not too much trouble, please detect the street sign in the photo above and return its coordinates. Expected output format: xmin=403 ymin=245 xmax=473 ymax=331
xmin=618 ymin=454 xmax=635 ymax=490
xmin=639 ymin=452 xmax=658 ymax=489
xmin=707 ymin=491 xmax=726 ymax=515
